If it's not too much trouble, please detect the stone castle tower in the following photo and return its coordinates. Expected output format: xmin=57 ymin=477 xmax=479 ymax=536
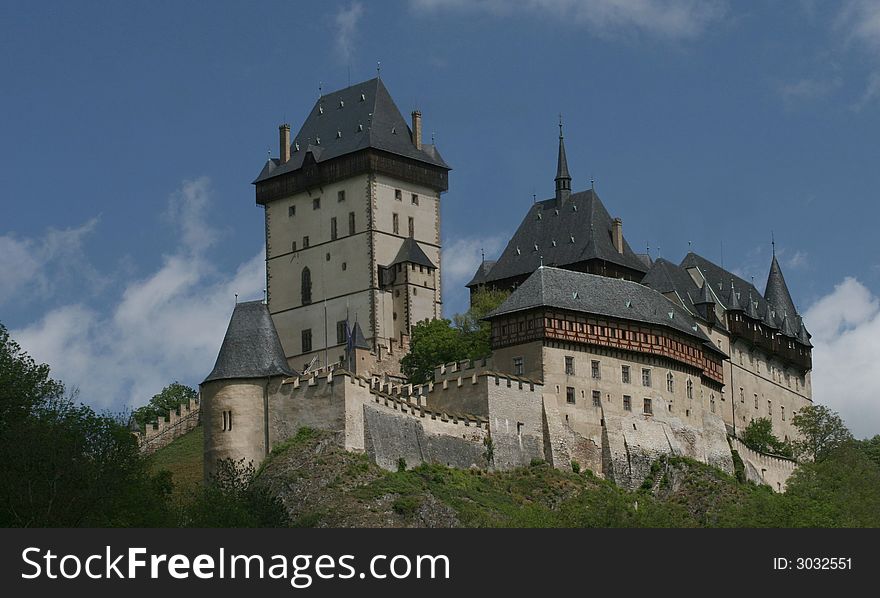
xmin=252 ymin=78 xmax=450 ymax=375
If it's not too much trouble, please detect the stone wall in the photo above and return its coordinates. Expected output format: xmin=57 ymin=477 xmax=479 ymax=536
xmin=134 ymin=397 xmax=201 ymax=454
xmin=730 ymin=436 xmax=798 ymax=492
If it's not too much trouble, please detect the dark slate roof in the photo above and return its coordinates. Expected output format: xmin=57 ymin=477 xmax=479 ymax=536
xmin=351 ymin=321 xmax=370 ymax=349
xmin=764 ymin=255 xmax=799 ymax=320
xmin=254 ymin=78 xmax=448 ymax=184
xmin=389 ymin=237 xmax=436 ymax=269
xmin=488 ymin=266 xmax=716 ymax=346
xmin=484 ymin=190 xmax=649 ymax=285
xmin=696 ymin=279 xmax=715 ymax=305
xmin=203 ymin=301 xmax=295 ymax=383
xmin=641 ymin=257 xmax=701 ymax=314
xmin=680 ymin=252 xmax=771 ymax=318
xmin=466 ymin=260 xmax=497 ymax=288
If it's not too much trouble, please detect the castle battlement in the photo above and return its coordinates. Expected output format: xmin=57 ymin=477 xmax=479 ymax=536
xmin=134 ymin=397 xmax=201 ymax=454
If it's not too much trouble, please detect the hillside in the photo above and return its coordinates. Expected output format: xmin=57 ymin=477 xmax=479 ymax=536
xmin=150 ymin=426 xmax=880 ymax=527
xmin=253 ymin=429 xmax=787 ymax=527
xmin=149 ymin=425 xmax=204 ymax=501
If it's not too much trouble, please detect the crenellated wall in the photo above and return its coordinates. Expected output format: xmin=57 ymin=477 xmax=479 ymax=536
xmin=134 ymin=397 xmax=201 ymax=454
xmin=730 ymin=437 xmax=798 ymax=492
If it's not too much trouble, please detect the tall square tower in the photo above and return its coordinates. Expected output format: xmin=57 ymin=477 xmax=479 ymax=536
xmin=253 ymin=78 xmax=449 ymax=373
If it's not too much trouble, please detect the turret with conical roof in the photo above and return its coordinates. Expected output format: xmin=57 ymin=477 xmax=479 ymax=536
xmin=765 ymin=254 xmax=798 ymax=325
xmin=694 ymin=279 xmax=717 ymax=325
xmin=201 ymin=300 xmax=296 ymax=482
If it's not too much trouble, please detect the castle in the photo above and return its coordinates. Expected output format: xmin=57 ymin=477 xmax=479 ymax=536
xmin=200 ymin=77 xmax=812 ymax=491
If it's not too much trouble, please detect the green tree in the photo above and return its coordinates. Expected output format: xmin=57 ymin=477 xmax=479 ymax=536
xmin=402 ymin=289 xmax=509 ymax=384
xmin=181 ymin=458 xmax=289 ymax=527
xmin=0 ymin=323 xmax=173 ymax=527
xmin=400 ymin=318 xmax=468 ymax=384
xmin=855 ymin=435 xmax=880 ymax=469
xmin=131 ymin=381 xmax=198 ymax=431
xmin=740 ymin=417 xmax=793 ymax=458
xmin=791 ymin=405 xmax=853 ymax=462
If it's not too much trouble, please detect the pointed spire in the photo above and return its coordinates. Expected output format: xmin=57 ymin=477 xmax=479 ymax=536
xmin=555 ymin=114 xmax=572 ymax=205
xmin=796 ymin=315 xmax=812 ymax=347
xmin=727 ymin=279 xmax=743 ymax=311
xmin=746 ymin=291 xmax=761 ymax=320
xmin=780 ymin=311 xmax=797 ymax=338
xmin=695 ymin=280 xmax=715 ymax=305
xmin=765 ymin=253 xmax=799 ymax=322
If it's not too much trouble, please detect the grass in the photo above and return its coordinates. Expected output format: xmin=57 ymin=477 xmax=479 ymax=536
xmin=148 ymin=425 xmax=204 ymax=501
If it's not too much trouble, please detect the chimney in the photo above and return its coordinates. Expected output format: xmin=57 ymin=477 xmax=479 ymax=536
xmin=612 ymin=218 xmax=624 ymax=254
xmin=279 ymin=124 xmax=291 ymax=164
xmin=411 ymin=110 xmax=422 ymax=150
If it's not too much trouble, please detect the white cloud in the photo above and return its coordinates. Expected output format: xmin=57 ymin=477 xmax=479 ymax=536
xmin=783 ymin=250 xmax=808 ymax=270
xmin=835 ymin=1 xmax=880 ymax=109
xmin=441 ymin=234 xmax=507 ymax=315
xmin=0 ymin=218 xmax=104 ymax=306
xmin=804 ymin=277 xmax=880 ymax=438
xmin=334 ymin=2 xmax=365 ymax=64
xmin=11 ymin=178 xmax=265 ymax=411
xmin=777 ymin=77 xmax=842 ymax=104
xmin=410 ymin=0 xmax=727 ymax=40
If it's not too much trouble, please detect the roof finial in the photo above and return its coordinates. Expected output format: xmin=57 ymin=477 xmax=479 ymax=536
xmin=481 ymin=247 xmax=485 ymax=262
xmin=263 ymin=289 xmax=267 ymax=304
xmin=771 ymin=230 xmax=776 ymax=257
xmin=558 ymin=113 xmax=564 ymax=138
xmin=590 ymin=176 xmax=595 ymax=191
xmin=377 ymin=60 xmax=381 ymax=78
xmin=234 ymin=293 xmax=238 ymax=305
xmin=539 ymin=255 xmax=544 ymax=268
xmin=318 ymin=81 xmax=323 ymax=97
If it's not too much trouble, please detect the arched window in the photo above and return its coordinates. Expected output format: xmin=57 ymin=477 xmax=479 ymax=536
xmin=301 ymin=267 xmax=312 ymax=305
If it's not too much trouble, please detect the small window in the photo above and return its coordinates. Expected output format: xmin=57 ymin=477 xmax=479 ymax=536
xmin=513 ymin=357 xmax=524 ymax=376
xmin=564 ymin=356 xmax=575 ymax=375
xmin=336 ymin=320 xmax=347 ymax=345
xmin=337 ymin=190 xmax=345 ymax=202
xmin=313 ymin=197 xmax=321 ymax=210
xmin=349 ymin=212 xmax=356 ymax=235
xmin=393 ymin=213 xmax=399 ymax=235
xmin=411 ymin=193 xmax=419 ymax=206
xmin=642 ymin=368 xmax=651 ymax=387
xmin=408 ymin=216 xmax=414 ymax=238
xmin=301 ymin=267 xmax=312 ymax=305
xmin=566 ymin=387 xmax=575 ymax=404
xmin=394 ymin=189 xmax=402 ymax=201
xmin=782 ymin=406 xmax=786 ymax=421
xmin=754 ymin=394 xmax=759 ymax=409
xmin=291 ymin=241 xmax=297 ymax=252
xmin=643 ymin=398 xmax=653 ymax=415
xmin=592 ymin=390 xmax=601 ymax=407
xmin=666 ymin=372 xmax=674 ymax=393
xmin=591 ymin=360 xmax=601 ymax=379
xmin=739 ymin=387 xmax=744 ymax=403
xmin=288 ymin=205 xmax=296 ymax=217
xmin=768 ymin=400 xmax=772 ymax=415
xmin=623 ymin=395 xmax=632 ymax=411
xmin=303 ymin=236 xmax=310 ymax=249
xmin=687 ymin=378 xmax=693 ymax=399
xmin=517 ymin=422 xmax=524 ymax=436
xmin=710 ymin=395 xmax=716 ymax=413
xmin=301 ymin=328 xmax=312 ymax=353
xmin=331 ymin=217 xmax=338 ymax=240
xmin=621 ymin=365 xmax=630 ymax=384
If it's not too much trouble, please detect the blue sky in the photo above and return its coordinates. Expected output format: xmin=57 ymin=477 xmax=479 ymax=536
xmin=2 ymin=1 xmax=880 ymax=436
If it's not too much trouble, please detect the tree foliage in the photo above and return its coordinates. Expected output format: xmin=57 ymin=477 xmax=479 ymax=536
xmin=791 ymin=405 xmax=853 ymax=462
xmin=0 ymin=323 xmax=173 ymax=526
xmin=401 ymin=289 xmax=510 ymax=384
xmin=131 ymin=381 xmax=198 ymax=431
xmin=740 ymin=417 xmax=793 ymax=458
xmin=180 ymin=458 xmax=289 ymax=527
